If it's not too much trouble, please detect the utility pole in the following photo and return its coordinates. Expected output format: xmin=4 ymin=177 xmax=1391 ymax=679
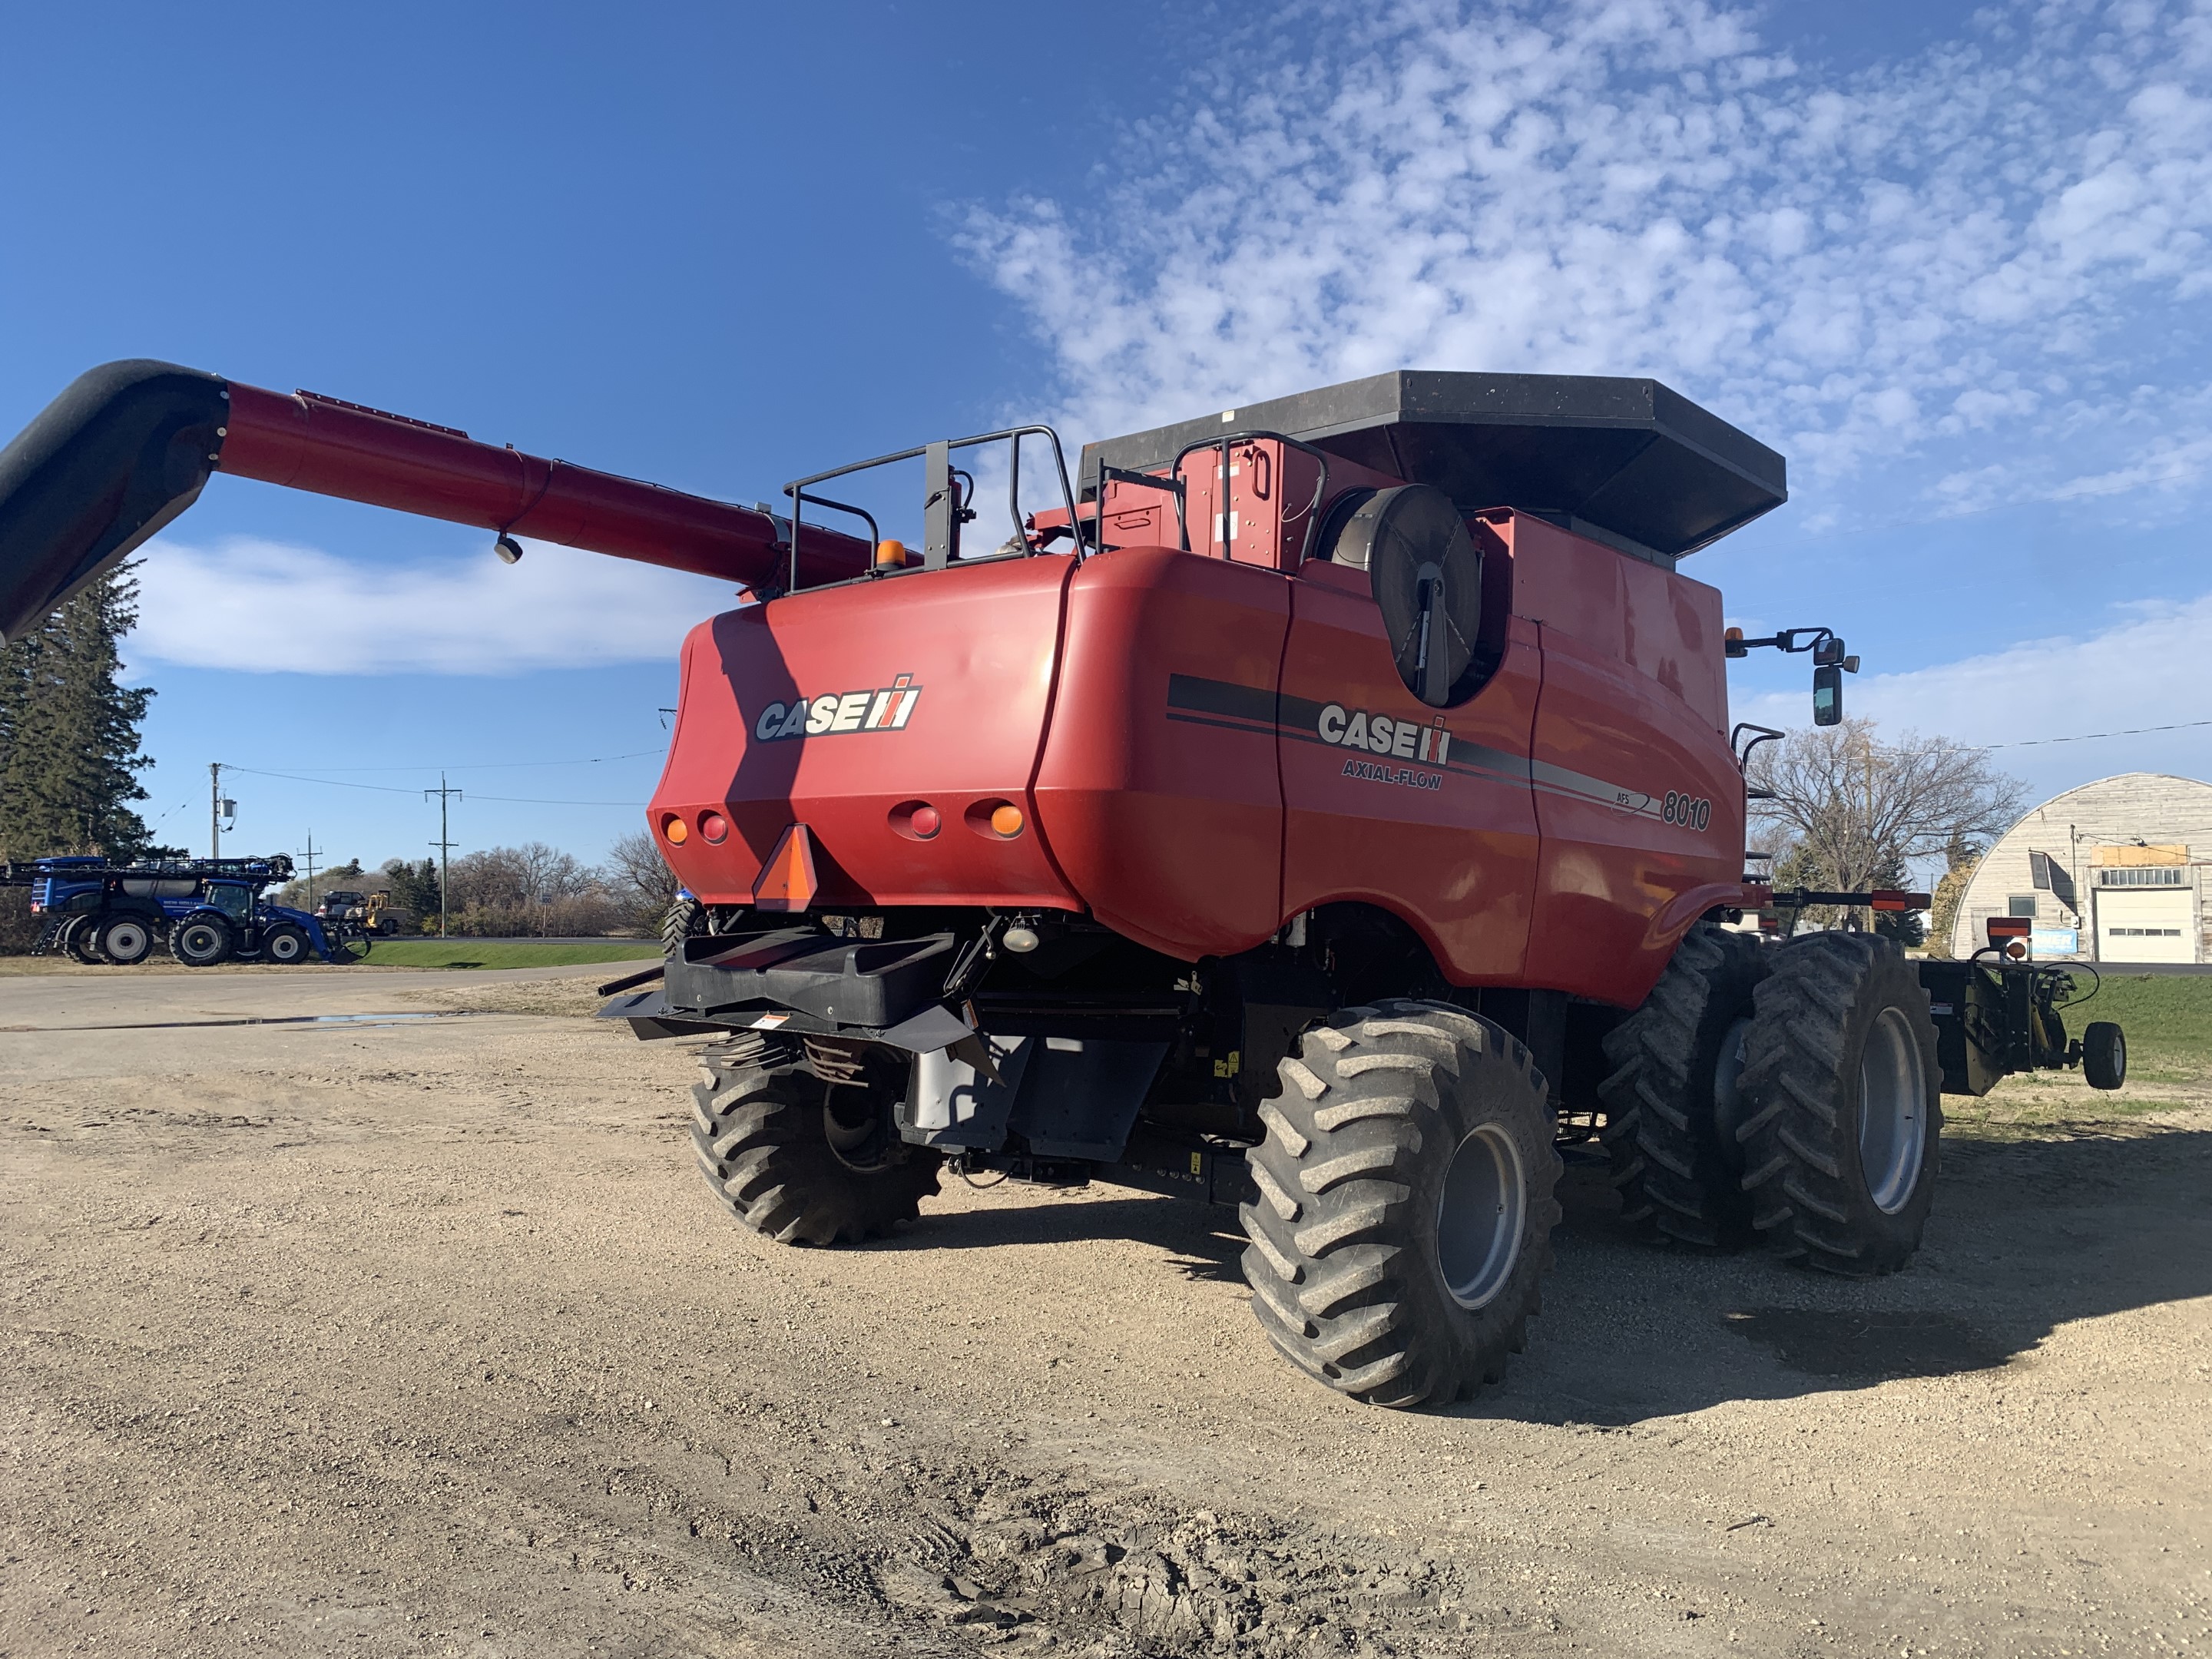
xmin=299 ymin=830 xmax=320 ymax=910
xmin=210 ymin=762 xmax=223 ymax=859
xmin=425 ymin=773 xmax=462 ymax=939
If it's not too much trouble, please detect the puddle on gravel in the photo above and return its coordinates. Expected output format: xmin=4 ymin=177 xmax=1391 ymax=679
xmin=1724 ymin=1307 xmax=2014 ymax=1379
xmin=0 ymin=1012 xmax=480 ymax=1035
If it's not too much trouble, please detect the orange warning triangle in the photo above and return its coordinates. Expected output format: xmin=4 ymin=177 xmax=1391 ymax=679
xmin=751 ymin=823 xmax=818 ymax=912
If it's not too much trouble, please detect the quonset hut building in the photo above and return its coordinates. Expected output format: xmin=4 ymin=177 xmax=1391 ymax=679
xmin=1948 ymin=772 xmax=2212 ymax=965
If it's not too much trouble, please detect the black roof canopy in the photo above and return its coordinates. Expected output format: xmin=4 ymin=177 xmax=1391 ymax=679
xmin=1080 ymin=370 xmax=1786 ymax=561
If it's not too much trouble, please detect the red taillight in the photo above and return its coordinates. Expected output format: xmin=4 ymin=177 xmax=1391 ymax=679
xmin=890 ymin=801 xmax=941 ymax=840
xmin=700 ymin=812 xmax=729 ymax=844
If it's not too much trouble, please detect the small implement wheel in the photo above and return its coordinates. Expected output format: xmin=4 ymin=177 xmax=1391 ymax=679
xmin=1737 ymin=932 xmax=1942 ymax=1277
xmin=1598 ymin=923 xmax=1767 ymax=1249
xmin=1240 ymin=999 xmax=1561 ymax=1408
xmin=261 ymin=926 xmax=310 ymax=965
xmin=690 ymin=1035 xmax=941 ymax=1245
xmin=61 ymin=915 xmax=104 ymax=965
xmin=2082 ymin=1022 xmax=2126 ymax=1091
xmin=94 ymin=915 xmax=154 ymax=965
xmin=169 ymin=913 xmax=234 ymax=968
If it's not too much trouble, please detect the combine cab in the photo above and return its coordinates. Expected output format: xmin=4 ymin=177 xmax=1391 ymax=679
xmin=0 ymin=359 xmax=2124 ymax=1406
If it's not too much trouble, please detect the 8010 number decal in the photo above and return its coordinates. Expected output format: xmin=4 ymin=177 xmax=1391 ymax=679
xmin=1663 ymin=791 xmax=1712 ymax=830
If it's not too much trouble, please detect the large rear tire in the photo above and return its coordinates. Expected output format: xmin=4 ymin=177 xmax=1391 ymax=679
xmin=690 ymin=1036 xmax=942 ymax=1245
xmin=1598 ymin=923 xmax=1767 ymax=1248
xmin=169 ymin=913 xmax=233 ymax=968
xmin=94 ymin=914 xmax=155 ymax=965
xmin=1737 ymin=932 xmax=1942 ymax=1276
xmin=1239 ymin=999 xmax=1561 ymax=1408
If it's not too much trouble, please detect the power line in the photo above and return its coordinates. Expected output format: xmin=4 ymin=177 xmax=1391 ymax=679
xmin=1972 ymin=717 xmax=2212 ymax=750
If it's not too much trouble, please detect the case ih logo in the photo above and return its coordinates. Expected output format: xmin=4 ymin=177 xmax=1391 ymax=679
xmin=753 ymin=676 xmax=922 ymax=741
xmin=1317 ymin=703 xmax=1454 ymax=765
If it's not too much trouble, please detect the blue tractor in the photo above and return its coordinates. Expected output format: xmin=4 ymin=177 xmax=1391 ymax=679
xmin=1 ymin=853 xmax=368 ymax=966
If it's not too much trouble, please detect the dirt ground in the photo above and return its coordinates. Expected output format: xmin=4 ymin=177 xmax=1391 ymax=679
xmin=2 ymin=965 xmax=2207 ymax=1658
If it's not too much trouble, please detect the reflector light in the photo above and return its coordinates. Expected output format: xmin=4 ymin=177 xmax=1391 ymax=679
xmin=2006 ymin=940 xmax=2028 ymax=959
xmin=661 ymin=814 xmax=688 ymax=845
xmin=911 ymin=805 xmax=940 ymax=837
xmin=990 ymin=805 xmax=1025 ymax=837
xmin=1986 ymin=916 xmax=2031 ymax=940
xmin=700 ymin=811 xmax=729 ymax=844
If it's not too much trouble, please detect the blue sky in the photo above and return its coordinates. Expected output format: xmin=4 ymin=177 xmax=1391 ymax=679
xmin=4 ymin=0 xmax=2208 ymax=870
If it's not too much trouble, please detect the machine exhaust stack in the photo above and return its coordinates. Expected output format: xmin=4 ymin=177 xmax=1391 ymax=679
xmin=0 ymin=358 xmax=851 ymax=645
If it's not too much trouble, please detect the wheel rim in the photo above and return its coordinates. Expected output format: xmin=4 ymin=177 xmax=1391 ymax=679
xmin=181 ymin=924 xmax=220 ymax=959
xmin=270 ymin=933 xmax=300 ymax=961
xmin=1435 ymin=1124 xmax=1526 ymax=1310
xmin=823 ymin=1086 xmax=892 ymax=1172
xmin=1710 ymin=1015 xmax=1753 ymax=1154
xmin=1859 ymin=1006 xmax=1929 ymax=1214
xmin=104 ymin=922 xmax=148 ymax=960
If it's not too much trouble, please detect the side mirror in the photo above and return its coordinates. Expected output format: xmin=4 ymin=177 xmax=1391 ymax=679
xmin=1813 ymin=663 xmax=1843 ymax=726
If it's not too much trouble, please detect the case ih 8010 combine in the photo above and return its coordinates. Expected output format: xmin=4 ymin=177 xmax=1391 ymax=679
xmin=0 ymin=361 xmax=2125 ymax=1406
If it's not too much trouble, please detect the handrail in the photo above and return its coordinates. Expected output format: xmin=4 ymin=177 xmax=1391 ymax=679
xmin=782 ymin=425 xmax=1081 ymax=592
xmin=1167 ymin=429 xmax=1333 ymax=563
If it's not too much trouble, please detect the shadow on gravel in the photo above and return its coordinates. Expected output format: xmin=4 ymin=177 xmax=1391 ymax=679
xmin=898 ymin=1191 xmax=1250 ymax=1283
xmin=1468 ymin=1125 xmax=2212 ymax=1426
xmin=895 ymin=1125 xmax=2212 ymax=1424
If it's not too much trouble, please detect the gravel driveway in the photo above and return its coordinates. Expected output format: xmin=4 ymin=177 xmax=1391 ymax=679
xmin=2 ymin=965 xmax=2207 ymax=1657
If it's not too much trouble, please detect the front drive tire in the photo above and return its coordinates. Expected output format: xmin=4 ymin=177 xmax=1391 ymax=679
xmin=1240 ymin=999 xmax=1562 ymax=1409
xmin=690 ymin=1039 xmax=942 ymax=1245
xmin=261 ymin=925 xmax=311 ymax=965
xmin=1598 ymin=923 xmax=1767 ymax=1249
xmin=1737 ymin=932 xmax=1942 ymax=1277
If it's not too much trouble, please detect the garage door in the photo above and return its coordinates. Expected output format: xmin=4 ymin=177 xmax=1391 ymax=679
xmin=2096 ymin=887 xmax=2197 ymax=963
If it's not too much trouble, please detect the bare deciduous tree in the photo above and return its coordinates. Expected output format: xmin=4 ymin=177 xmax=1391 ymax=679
xmin=1749 ymin=719 xmax=2025 ymax=937
xmin=604 ymin=828 xmax=680 ymax=932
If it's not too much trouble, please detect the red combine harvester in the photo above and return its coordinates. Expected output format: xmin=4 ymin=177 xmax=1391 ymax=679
xmin=0 ymin=361 xmax=2128 ymax=1406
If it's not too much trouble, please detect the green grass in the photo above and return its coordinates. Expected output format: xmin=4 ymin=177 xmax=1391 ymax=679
xmin=1943 ymin=972 xmax=2212 ymax=1144
xmin=2054 ymin=972 xmax=2212 ymax=1071
xmin=364 ymin=940 xmax=663 ymax=971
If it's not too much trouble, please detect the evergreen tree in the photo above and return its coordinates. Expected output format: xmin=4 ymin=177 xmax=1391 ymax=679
xmin=0 ymin=567 xmax=154 ymax=861
xmin=378 ymin=856 xmax=442 ymax=919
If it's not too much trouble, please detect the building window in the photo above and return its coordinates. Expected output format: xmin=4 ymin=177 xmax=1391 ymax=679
xmin=2007 ymin=895 xmax=2038 ymax=918
xmin=2098 ymin=866 xmax=2185 ymax=886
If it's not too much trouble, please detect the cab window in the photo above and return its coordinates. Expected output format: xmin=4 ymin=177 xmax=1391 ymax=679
xmin=206 ymin=882 xmax=252 ymax=920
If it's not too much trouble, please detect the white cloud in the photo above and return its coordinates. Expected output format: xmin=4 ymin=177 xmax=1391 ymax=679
xmin=963 ymin=0 xmax=2212 ymax=515
xmin=125 ymin=535 xmax=737 ymax=675
xmin=1740 ymin=589 xmax=2212 ymax=759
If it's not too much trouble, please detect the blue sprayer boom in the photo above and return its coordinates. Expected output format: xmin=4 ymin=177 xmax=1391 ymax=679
xmin=0 ymin=852 xmax=368 ymax=966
